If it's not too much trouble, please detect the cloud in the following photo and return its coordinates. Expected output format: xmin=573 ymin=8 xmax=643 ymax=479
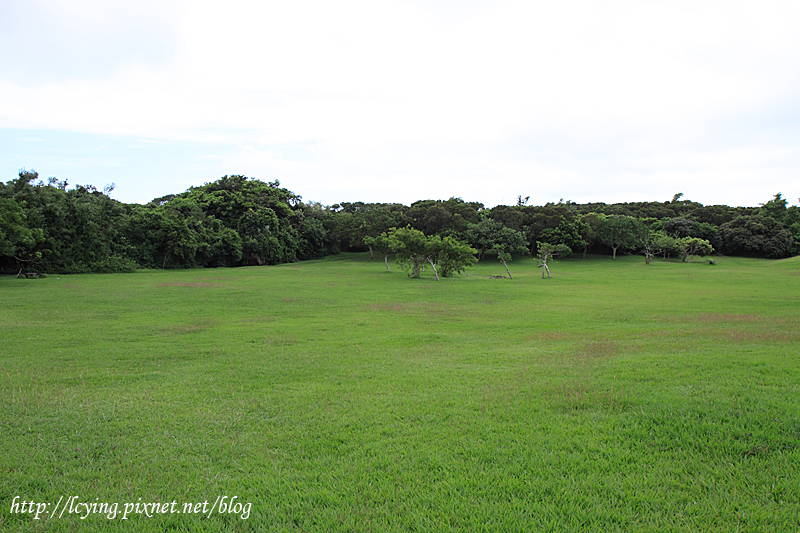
xmin=1 ymin=0 xmax=798 ymax=206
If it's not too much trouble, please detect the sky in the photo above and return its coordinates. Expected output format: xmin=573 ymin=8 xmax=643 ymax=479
xmin=1 ymin=0 xmax=799 ymax=208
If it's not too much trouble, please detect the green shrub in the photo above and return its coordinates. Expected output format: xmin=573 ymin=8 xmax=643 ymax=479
xmin=91 ymin=254 xmax=138 ymax=273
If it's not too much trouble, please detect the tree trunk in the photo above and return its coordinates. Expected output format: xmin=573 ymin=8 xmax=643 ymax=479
xmin=427 ymin=258 xmax=440 ymax=281
xmin=412 ymin=259 xmax=421 ymax=278
xmin=612 ymin=245 xmax=618 ymax=259
xmin=543 ymin=263 xmax=551 ymax=278
xmin=367 ymin=244 xmax=374 ymax=260
xmin=582 ymin=244 xmax=587 ymax=259
xmin=500 ymin=257 xmax=512 ymax=279
xmin=384 ymin=254 xmax=390 ymax=272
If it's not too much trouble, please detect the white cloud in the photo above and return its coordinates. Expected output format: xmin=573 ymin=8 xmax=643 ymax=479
xmin=1 ymin=0 xmax=798 ymax=206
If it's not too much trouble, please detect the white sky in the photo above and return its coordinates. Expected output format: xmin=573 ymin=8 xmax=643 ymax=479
xmin=1 ymin=0 xmax=799 ymax=207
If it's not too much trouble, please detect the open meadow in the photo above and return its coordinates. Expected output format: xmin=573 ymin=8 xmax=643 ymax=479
xmin=1 ymin=254 xmax=799 ymax=532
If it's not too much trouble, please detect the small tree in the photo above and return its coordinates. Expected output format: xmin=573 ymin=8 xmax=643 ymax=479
xmin=388 ymin=226 xmax=428 ymax=278
xmin=358 ymin=206 xmax=405 ymax=258
xmin=491 ymin=233 xmax=529 ymax=279
xmin=427 ymin=236 xmax=477 ymax=279
xmin=677 ymin=237 xmax=713 ymax=262
xmin=493 ymin=245 xmax=514 ymax=279
xmin=363 ymin=232 xmax=393 ymax=272
xmin=650 ymin=232 xmax=678 ymax=260
xmin=632 ymin=218 xmax=663 ymax=264
xmin=496 ymin=230 xmax=528 ymax=278
xmin=388 ymin=227 xmax=476 ymax=280
xmin=598 ymin=215 xmax=638 ymax=258
xmin=537 ymin=242 xmax=571 ymax=278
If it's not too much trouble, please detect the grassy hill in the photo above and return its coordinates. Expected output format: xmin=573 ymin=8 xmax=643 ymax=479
xmin=1 ymin=254 xmax=798 ymax=531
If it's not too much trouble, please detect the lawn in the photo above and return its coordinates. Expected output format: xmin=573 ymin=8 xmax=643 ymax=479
xmin=1 ymin=253 xmax=798 ymax=532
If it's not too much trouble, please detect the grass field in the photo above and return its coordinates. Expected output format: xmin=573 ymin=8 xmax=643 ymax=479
xmin=1 ymin=253 xmax=799 ymax=532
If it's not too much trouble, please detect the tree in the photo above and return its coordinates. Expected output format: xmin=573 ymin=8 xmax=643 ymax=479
xmin=492 ymin=246 xmax=515 ymax=279
xmin=155 ymin=174 xmax=311 ymax=267
xmin=490 ymin=234 xmax=529 ymax=280
xmin=238 ymin=207 xmax=286 ymax=265
xmin=597 ymin=215 xmax=638 ymax=258
xmin=387 ymin=226 xmax=476 ymax=280
xmin=388 ymin=226 xmax=429 ymax=278
xmin=577 ymin=212 xmax=605 ymax=258
xmin=520 ymin=202 xmax=576 ymax=252
xmin=784 ymin=202 xmax=800 ymax=256
xmin=759 ymin=193 xmax=788 ymax=220
xmin=295 ymin=215 xmax=327 ymax=260
xmin=690 ymin=204 xmax=735 ymax=226
xmin=540 ymin=219 xmax=587 ymax=252
xmin=1 ymin=169 xmax=132 ymax=274
xmin=720 ymin=216 xmax=793 ymax=258
xmin=650 ymin=231 xmax=679 ymax=260
xmin=488 ymin=204 xmax=524 ymax=232
xmin=405 ymin=198 xmax=481 ymax=236
xmin=536 ymin=242 xmax=571 ymax=278
xmin=464 ymin=218 xmax=502 ymax=260
xmin=426 ymin=236 xmax=477 ymax=279
xmin=692 ymin=222 xmax=722 ymax=253
xmin=676 ymin=237 xmax=713 ymax=262
xmin=201 ymin=222 xmax=243 ymax=267
xmin=341 ymin=204 xmax=406 ymax=257
xmin=0 ymin=197 xmax=44 ymax=274
xmin=363 ymin=232 xmax=393 ymax=272
xmin=465 ymin=219 xmax=529 ymax=261
xmin=662 ymin=217 xmax=695 ymax=239
xmin=632 ymin=219 xmax=655 ymax=264
xmin=125 ymin=198 xmax=245 ymax=269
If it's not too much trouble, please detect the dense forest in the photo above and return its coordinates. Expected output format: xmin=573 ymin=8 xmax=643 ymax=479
xmin=1 ymin=169 xmax=798 ymax=274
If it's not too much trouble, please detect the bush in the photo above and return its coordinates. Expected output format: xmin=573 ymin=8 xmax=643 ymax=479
xmin=91 ymin=255 xmax=138 ymax=273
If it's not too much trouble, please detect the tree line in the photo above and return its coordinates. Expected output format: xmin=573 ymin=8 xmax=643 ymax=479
xmin=1 ymin=170 xmax=797 ymax=275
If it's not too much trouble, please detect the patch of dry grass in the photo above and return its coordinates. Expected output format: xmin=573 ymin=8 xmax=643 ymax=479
xmin=371 ymin=303 xmax=407 ymax=311
xmin=159 ymin=282 xmax=221 ymax=288
xmin=157 ymin=319 xmax=214 ymax=335
xmin=527 ymin=331 xmax=571 ymax=341
xmin=576 ymin=340 xmax=620 ymax=359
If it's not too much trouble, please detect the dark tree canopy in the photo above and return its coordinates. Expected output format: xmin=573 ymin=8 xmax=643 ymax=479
xmin=720 ymin=215 xmax=794 ymax=258
xmin=597 ymin=215 xmax=639 ymax=259
xmin=1 ymin=170 xmax=796 ymax=274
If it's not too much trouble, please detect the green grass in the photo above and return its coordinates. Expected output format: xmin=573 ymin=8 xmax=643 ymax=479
xmin=1 ymin=253 xmax=799 ymax=532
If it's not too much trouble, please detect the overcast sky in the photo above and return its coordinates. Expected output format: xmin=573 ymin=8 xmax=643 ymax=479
xmin=1 ymin=0 xmax=798 ymax=208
